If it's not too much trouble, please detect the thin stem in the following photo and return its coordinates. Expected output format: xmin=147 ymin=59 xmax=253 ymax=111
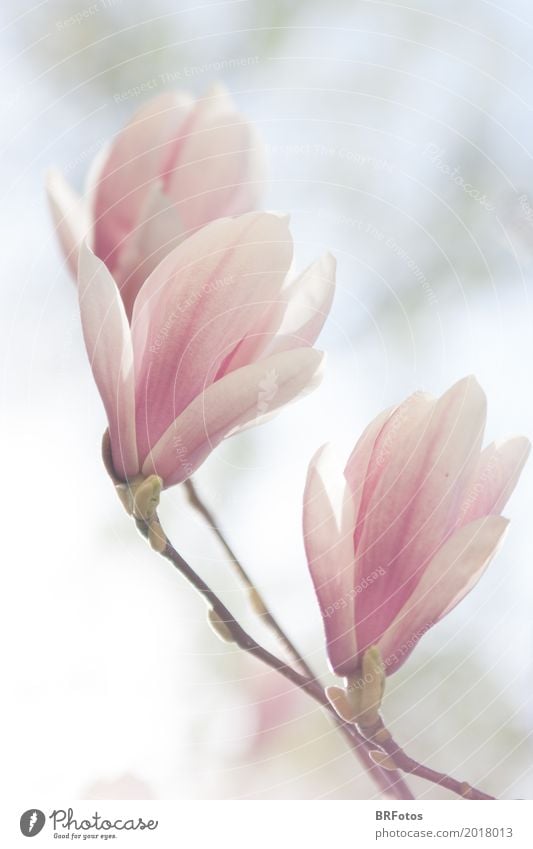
xmin=100 ymin=432 xmax=412 ymax=799
xmin=184 ymin=477 xmax=315 ymax=678
xmin=361 ymin=718 xmax=495 ymax=800
xmin=135 ymin=514 xmax=413 ymax=800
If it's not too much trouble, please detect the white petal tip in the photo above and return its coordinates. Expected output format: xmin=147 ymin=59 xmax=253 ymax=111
xmin=45 ymin=166 xmax=62 ymax=187
xmin=323 ymin=251 xmax=337 ymax=267
xmin=205 ymin=81 xmax=230 ymax=99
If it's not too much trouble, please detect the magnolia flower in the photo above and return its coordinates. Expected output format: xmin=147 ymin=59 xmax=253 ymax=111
xmin=303 ymin=377 xmax=530 ymax=680
xmin=79 ymin=211 xmax=335 ymax=488
xmin=47 ymin=85 xmax=265 ymax=318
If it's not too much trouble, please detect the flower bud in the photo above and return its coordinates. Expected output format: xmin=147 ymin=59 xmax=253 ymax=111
xmin=326 ymin=647 xmax=386 ymax=729
xmin=207 ymin=608 xmax=235 ymax=643
xmin=248 ymin=587 xmax=268 ymax=617
xmin=369 ymin=750 xmax=397 ymax=771
xmin=148 ymin=517 xmax=166 ymax=553
xmin=325 ymin=685 xmax=359 ymax=723
xmin=132 ymin=475 xmax=163 ymax=522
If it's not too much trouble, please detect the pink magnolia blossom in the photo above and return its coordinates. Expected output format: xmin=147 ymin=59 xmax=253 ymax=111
xmin=78 ymin=211 xmax=335 ymax=486
xmin=47 ymin=85 xmax=265 ymax=318
xmin=303 ymin=377 xmax=530 ymax=678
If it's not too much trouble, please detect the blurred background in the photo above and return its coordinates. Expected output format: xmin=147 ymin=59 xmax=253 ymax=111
xmin=2 ymin=0 xmax=533 ymax=800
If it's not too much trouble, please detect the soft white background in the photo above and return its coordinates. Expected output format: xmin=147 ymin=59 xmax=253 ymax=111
xmin=1 ymin=0 xmax=532 ymax=799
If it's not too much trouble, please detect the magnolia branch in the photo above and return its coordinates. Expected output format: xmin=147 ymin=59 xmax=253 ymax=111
xmin=326 ymin=652 xmax=495 ymax=801
xmin=101 ymin=433 xmax=412 ymax=798
xmin=184 ymin=477 xmax=315 ymax=678
xmin=133 ymin=509 xmax=413 ymax=800
xmin=361 ymin=719 xmax=495 ymax=801
xmin=104 ymin=432 xmax=494 ymax=801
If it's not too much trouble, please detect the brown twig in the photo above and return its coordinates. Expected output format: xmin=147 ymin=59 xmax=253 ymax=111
xmin=137 ymin=513 xmax=414 ymax=799
xmin=184 ymin=477 xmax=315 ymax=678
xmin=361 ymin=718 xmax=495 ymax=800
xmin=103 ymin=433 xmax=497 ymax=801
xmin=101 ymin=433 xmax=413 ymax=799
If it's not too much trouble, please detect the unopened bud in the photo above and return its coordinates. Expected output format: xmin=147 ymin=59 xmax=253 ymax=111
xmin=326 ymin=685 xmax=360 ymax=723
xmin=114 ymin=474 xmax=163 ymax=521
xmin=348 ymin=646 xmax=385 ymax=730
xmin=328 ymin=647 xmax=386 ymax=730
xmin=132 ymin=475 xmax=163 ymax=522
xmin=369 ymin=750 xmax=397 ymax=771
xmin=207 ymin=608 xmax=235 ymax=643
xmin=148 ymin=517 xmax=166 ymax=553
xmin=248 ymin=587 xmax=268 ymax=617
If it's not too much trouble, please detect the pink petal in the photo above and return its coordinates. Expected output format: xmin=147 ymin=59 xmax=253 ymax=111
xmin=210 ymin=299 xmax=287 ymax=375
xmin=164 ymin=112 xmax=262 ymax=232
xmin=198 ymin=82 xmax=236 ymax=114
xmin=132 ymin=212 xmax=293 ymax=459
xmin=92 ymin=92 xmax=192 ymax=268
xmin=354 ymin=376 xmax=487 ymax=651
xmin=46 ymin=168 xmax=91 ymax=277
xmin=161 ymin=84 xmax=265 ymax=228
xmin=459 ymin=437 xmax=531 ymax=525
xmin=159 ymin=84 xmax=235 ymax=176
xmin=141 ymin=348 xmax=324 ymax=486
xmin=200 ymin=84 xmax=266 ymax=208
xmin=265 ymin=253 xmax=337 ymax=356
xmin=377 ymin=515 xmax=509 ymax=675
xmin=112 ymin=182 xmax=185 ymax=319
xmin=78 ymin=242 xmax=138 ymax=479
xmin=303 ymin=445 xmax=359 ymax=676
xmin=221 ymin=350 xmax=325 ymax=440
xmin=211 ymin=252 xmax=335 ymax=373
xmin=220 ymin=119 xmax=266 ymax=217
xmin=84 ymin=142 xmax=111 ymax=217
xmin=345 ymin=392 xmax=433 ymax=543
